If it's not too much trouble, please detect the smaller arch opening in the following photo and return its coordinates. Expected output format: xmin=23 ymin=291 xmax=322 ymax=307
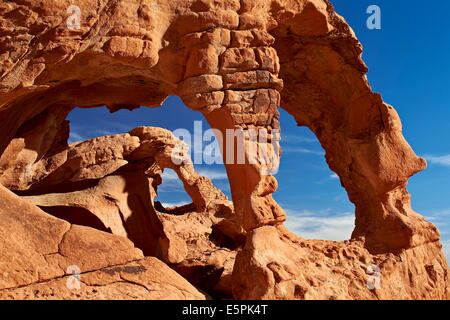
xmin=154 ymin=168 xmax=194 ymax=213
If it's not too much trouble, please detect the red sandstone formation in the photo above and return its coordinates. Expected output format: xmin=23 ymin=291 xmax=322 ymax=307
xmin=0 ymin=0 xmax=448 ymax=300
xmin=0 ymin=184 xmax=206 ymax=299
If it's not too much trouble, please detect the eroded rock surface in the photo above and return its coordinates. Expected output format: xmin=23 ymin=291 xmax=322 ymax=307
xmin=0 ymin=0 xmax=448 ymax=300
xmin=233 ymin=226 xmax=448 ymax=300
xmin=0 ymin=184 xmax=206 ymax=300
xmin=0 ymin=257 xmax=207 ymax=300
xmin=1 ymin=124 xmax=243 ymax=298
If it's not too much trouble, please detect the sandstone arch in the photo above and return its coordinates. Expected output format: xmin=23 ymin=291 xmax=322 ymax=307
xmin=0 ymin=0 xmax=448 ymax=299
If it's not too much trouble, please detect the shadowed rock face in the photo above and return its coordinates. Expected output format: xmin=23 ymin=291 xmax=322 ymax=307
xmin=0 ymin=0 xmax=448 ymax=300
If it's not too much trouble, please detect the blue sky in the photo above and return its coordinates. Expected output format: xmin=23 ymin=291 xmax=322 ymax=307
xmin=67 ymin=1 xmax=450 ymax=257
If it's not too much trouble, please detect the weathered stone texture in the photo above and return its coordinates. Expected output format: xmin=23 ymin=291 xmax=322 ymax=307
xmin=0 ymin=0 xmax=447 ymax=300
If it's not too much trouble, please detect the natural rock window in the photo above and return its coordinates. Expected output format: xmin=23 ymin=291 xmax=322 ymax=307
xmin=275 ymin=109 xmax=356 ymax=241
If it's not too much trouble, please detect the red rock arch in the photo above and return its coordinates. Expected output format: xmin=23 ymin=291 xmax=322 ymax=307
xmin=0 ymin=0 xmax=448 ymax=299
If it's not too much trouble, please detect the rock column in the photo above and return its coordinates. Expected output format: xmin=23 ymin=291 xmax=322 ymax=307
xmin=177 ymin=27 xmax=285 ymax=231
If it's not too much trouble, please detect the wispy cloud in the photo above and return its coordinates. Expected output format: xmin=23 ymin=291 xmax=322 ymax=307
xmin=159 ymin=167 xmax=229 ymax=197
xmin=67 ymin=114 xmax=134 ymax=144
xmin=279 ymin=131 xmax=325 ymax=156
xmin=197 ymin=168 xmax=228 ymax=180
xmin=424 ymin=154 xmax=450 ymax=167
xmin=330 ymin=173 xmax=339 ymax=179
xmin=423 ymin=210 xmax=450 ymax=232
xmin=68 ymin=130 xmax=85 ymax=144
xmin=434 ymin=210 xmax=450 ymax=216
xmin=162 ymin=201 xmax=191 ymax=207
xmin=92 ymin=129 xmax=118 ymax=137
xmin=159 ymin=169 xmax=184 ymax=193
xmin=281 ymin=134 xmax=317 ymax=144
xmin=161 ymin=167 xmax=227 ymax=181
xmin=95 ymin=119 xmax=133 ymax=133
xmin=282 ymin=147 xmax=325 ymax=156
xmin=424 ymin=209 xmax=450 ymax=220
xmin=284 ymin=209 xmax=354 ymax=241
xmin=158 ymin=183 xmax=185 ymax=193
xmin=161 ymin=169 xmax=179 ymax=181
xmin=440 ymin=240 xmax=450 ymax=261
xmin=68 ymin=125 xmax=125 ymax=144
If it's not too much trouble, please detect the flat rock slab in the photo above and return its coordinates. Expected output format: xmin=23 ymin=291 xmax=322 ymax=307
xmin=0 ymin=184 xmax=205 ymax=300
xmin=0 ymin=257 xmax=206 ymax=300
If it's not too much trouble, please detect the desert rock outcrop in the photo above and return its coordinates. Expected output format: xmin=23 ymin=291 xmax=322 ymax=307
xmin=0 ymin=0 xmax=448 ymax=300
xmin=0 ymin=184 xmax=206 ymax=300
xmin=3 ymin=125 xmax=242 ymax=297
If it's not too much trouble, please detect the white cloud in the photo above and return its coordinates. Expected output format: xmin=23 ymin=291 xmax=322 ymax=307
xmin=330 ymin=173 xmax=339 ymax=179
xmin=161 ymin=201 xmax=191 ymax=208
xmin=282 ymin=147 xmax=325 ymax=156
xmin=159 ymin=167 xmax=228 ymax=196
xmin=161 ymin=167 xmax=227 ymax=181
xmin=424 ymin=154 xmax=450 ymax=167
xmin=284 ymin=209 xmax=355 ymax=241
xmin=161 ymin=169 xmax=179 ymax=181
xmin=197 ymin=168 xmax=228 ymax=180
xmin=158 ymin=183 xmax=185 ymax=193
xmin=92 ymin=129 xmax=117 ymax=136
xmin=281 ymin=134 xmax=317 ymax=144
xmin=280 ymin=133 xmax=325 ymax=156
xmin=96 ymin=119 xmax=133 ymax=133
xmin=423 ymin=210 xmax=450 ymax=229
xmin=441 ymin=240 xmax=450 ymax=262
xmin=434 ymin=210 xmax=450 ymax=216
xmin=68 ymin=126 xmax=121 ymax=144
xmin=68 ymin=130 xmax=85 ymax=144
xmin=159 ymin=169 xmax=185 ymax=192
xmin=425 ymin=210 xmax=450 ymax=221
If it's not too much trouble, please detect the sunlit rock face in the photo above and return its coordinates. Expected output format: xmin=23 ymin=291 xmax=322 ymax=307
xmin=0 ymin=0 xmax=448 ymax=300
